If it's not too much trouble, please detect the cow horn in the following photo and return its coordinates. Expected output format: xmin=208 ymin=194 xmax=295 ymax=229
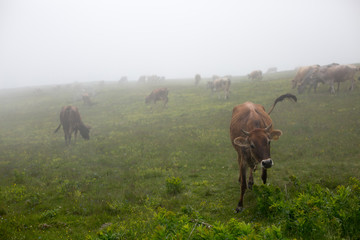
xmin=241 ymin=129 xmax=250 ymax=136
xmin=265 ymin=124 xmax=272 ymax=132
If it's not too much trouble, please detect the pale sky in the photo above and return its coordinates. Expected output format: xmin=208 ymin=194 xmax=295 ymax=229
xmin=0 ymin=0 xmax=359 ymax=88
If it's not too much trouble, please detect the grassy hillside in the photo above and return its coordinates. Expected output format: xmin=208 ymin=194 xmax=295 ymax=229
xmin=0 ymin=73 xmax=360 ymax=239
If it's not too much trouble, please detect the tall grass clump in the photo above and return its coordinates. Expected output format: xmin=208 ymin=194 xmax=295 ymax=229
xmin=166 ymin=177 xmax=184 ymax=195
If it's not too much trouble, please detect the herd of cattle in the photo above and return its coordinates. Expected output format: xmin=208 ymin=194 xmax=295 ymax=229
xmin=54 ymin=63 xmax=359 ymax=211
xmin=292 ymin=63 xmax=360 ymax=94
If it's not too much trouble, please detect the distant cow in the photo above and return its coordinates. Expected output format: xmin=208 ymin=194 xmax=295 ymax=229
xmin=230 ymin=94 xmax=297 ymax=212
xmin=119 ymin=76 xmax=128 ymax=83
xmin=54 ymin=106 xmax=90 ymax=145
xmin=195 ymin=74 xmax=201 ymax=85
xmin=266 ymin=67 xmax=277 ymax=74
xmin=291 ymin=65 xmax=320 ymax=89
xmin=210 ymin=77 xmax=231 ymax=99
xmin=145 ymin=88 xmax=169 ymax=107
xmin=82 ymin=93 xmax=94 ymax=106
xmin=248 ymin=70 xmax=263 ymax=81
xmin=212 ymin=75 xmax=220 ymax=81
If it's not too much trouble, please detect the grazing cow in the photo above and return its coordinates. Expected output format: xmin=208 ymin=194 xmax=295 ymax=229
xmin=230 ymin=94 xmax=297 ymax=212
xmin=82 ymin=93 xmax=94 ymax=106
xmin=291 ymin=65 xmax=320 ymax=89
xmin=307 ymin=64 xmax=359 ymax=94
xmin=266 ymin=67 xmax=277 ymax=74
xmin=248 ymin=70 xmax=263 ymax=81
xmin=147 ymin=75 xmax=165 ymax=84
xmin=145 ymin=88 xmax=169 ymax=107
xmin=54 ymin=106 xmax=90 ymax=145
xmin=211 ymin=77 xmax=231 ymax=99
xmin=195 ymin=74 xmax=201 ymax=85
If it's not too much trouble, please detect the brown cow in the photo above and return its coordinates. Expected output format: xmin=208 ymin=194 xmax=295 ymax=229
xmin=248 ymin=70 xmax=263 ymax=81
xmin=54 ymin=106 xmax=90 ymax=145
xmin=145 ymin=88 xmax=169 ymax=107
xmin=291 ymin=65 xmax=320 ymax=89
xmin=230 ymin=94 xmax=297 ymax=212
xmin=210 ymin=76 xmax=231 ymax=99
xmin=82 ymin=93 xmax=94 ymax=106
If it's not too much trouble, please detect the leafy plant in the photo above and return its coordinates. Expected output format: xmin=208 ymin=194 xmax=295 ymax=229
xmin=166 ymin=177 xmax=184 ymax=195
xmin=252 ymin=177 xmax=360 ymax=239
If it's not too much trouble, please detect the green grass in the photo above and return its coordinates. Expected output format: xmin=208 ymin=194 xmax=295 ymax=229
xmin=0 ymin=73 xmax=360 ymax=239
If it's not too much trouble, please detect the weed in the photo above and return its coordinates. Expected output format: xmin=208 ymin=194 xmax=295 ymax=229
xmin=166 ymin=177 xmax=184 ymax=195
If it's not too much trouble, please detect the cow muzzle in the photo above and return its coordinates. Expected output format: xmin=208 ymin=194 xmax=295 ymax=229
xmin=261 ymin=158 xmax=273 ymax=169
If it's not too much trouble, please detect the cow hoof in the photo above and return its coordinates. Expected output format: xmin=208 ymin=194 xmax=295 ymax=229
xmin=235 ymin=207 xmax=243 ymax=213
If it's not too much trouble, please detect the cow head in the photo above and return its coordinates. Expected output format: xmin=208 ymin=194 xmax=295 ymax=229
xmin=79 ymin=125 xmax=91 ymax=140
xmin=233 ymin=124 xmax=282 ymax=169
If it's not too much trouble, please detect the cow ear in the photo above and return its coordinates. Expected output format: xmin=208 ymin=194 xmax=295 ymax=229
xmin=270 ymin=129 xmax=282 ymax=141
xmin=234 ymin=137 xmax=249 ymax=147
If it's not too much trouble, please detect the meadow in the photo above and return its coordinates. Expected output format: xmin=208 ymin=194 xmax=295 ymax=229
xmin=0 ymin=71 xmax=360 ymax=239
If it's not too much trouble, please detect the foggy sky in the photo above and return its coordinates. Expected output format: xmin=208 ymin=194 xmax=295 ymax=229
xmin=1 ymin=0 xmax=359 ymax=89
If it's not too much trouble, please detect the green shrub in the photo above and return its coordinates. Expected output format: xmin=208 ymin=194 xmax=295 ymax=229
xmin=253 ymin=184 xmax=285 ymax=218
xmin=166 ymin=177 xmax=184 ymax=195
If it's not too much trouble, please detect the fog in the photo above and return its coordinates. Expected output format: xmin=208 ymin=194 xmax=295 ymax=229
xmin=0 ymin=0 xmax=359 ymax=89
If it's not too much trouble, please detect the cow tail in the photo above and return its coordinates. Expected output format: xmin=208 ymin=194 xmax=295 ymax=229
xmin=267 ymin=93 xmax=297 ymax=115
xmin=54 ymin=123 xmax=61 ymax=133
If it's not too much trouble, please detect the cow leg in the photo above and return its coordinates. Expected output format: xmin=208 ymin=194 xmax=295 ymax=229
xmin=313 ymin=81 xmax=318 ymax=93
xmin=64 ymin=130 xmax=69 ymax=145
xmin=67 ymin=133 xmax=71 ymax=145
xmin=248 ymin=169 xmax=254 ymax=190
xmin=349 ymin=79 xmax=354 ymax=91
xmin=261 ymin=168 xmax=267 ymax=184
xmin=329 ymin=79 xmax=335 ymax=94
xmin=224 ymin=91 xmax=229 ymax=100
xmin=74 ymin=128 xmax=78 ymax=143
xmin=236 ymin=160 xmax=247 ymax=213
xmin=337 ymin=82 xmax=340 ymax=92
